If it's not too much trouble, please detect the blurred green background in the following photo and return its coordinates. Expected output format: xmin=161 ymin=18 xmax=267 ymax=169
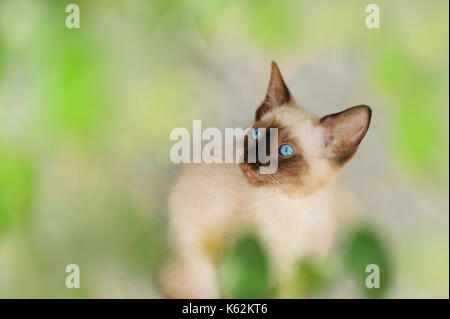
xmin=0 ymin=0 xmax=448 ymax=298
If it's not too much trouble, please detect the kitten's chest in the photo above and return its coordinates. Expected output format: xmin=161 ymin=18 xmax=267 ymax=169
xmin=239 ymin=187 xmax=336 ymax=257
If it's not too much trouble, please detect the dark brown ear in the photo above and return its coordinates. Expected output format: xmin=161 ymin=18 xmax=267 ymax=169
xmin=318 ymin=105 xmax=372 ymax=164
xmin=255 ymin=61 xmax=291 ymax=121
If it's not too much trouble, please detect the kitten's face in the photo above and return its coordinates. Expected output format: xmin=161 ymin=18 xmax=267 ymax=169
xmin=240 ymin=62 xmax=371 ymax=195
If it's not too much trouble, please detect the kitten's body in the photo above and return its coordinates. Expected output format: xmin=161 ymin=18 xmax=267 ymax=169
xmin=160 ymin=62 xmax=371 ymax=298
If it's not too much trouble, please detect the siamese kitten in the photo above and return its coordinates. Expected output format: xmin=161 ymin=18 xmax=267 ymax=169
xmin=160 ymin=62 xmax=372 ymax=298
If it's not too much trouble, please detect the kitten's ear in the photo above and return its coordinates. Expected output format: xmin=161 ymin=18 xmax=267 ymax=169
xmin=255 ymin=61 xmax=292 ymax=121
xmin=318 ymin=105 xmax=372 ymax=164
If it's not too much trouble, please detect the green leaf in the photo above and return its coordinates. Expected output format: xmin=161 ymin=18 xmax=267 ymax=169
xmin=151 ymin=0 xmax=181 ymax=16
xmin=295 ymin=258 xmax=328 ymax=296
xmin=34 ymin=8 xmax=112 ymax=142
xmin=0 ymin=147 xmax=36 ymax=236
xmin=0 ymin=40 xmax=4 ymax=76
xmin=342 ymin=226 xmax=392 ymax=298
xmin=372 ymin=47 xmax=449 ymax=182
xmin=192 ymin=0 xmax=233 ymax=42
xmin=245 ymin=0 xmax=298 ymax=50
xmin=218 ymin=233 xmax=270 ymax=298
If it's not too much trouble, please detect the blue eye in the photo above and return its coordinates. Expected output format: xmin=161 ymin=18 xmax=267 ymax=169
xmin=251 ymin=128 xmax=260 ymax=140
xmin=279 ymin=144 xmax=295 ymax=156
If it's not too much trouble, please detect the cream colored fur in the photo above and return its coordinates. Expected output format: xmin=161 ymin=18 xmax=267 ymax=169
xmin=159 ymin=102 xmax=347 ymax=298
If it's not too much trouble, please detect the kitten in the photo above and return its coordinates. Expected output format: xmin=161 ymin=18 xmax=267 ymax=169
xmin=160 ymin=62 xmax=372 ymax=298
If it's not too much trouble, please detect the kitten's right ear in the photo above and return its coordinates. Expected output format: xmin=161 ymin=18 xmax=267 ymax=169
xmin=255 ymin=61 xmax=292 ymax=121
xmin=318 ymin=105 xmax=372 ymax=165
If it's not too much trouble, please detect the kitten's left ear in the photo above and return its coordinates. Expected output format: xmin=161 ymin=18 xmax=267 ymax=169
xmin=255 ymin=61 xmax=292 ymax=121
xmin=318 ymin=105 xmax=372 ymax=165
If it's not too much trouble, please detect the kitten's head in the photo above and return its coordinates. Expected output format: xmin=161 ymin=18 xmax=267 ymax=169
xmin=240 ymin=62 xmax=372 ymax=195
